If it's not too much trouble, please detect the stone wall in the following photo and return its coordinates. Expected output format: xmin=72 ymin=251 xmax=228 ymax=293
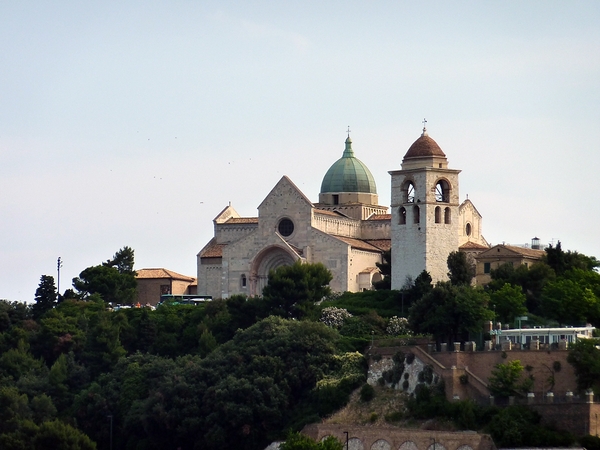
xmin=302 ymin=424 xmax=496 ymax=450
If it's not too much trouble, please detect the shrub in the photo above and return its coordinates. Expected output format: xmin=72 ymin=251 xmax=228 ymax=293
xmin=402 ymin=379 xmax=409 ymax=390
xmin=320 ymin=307 xmax=352 ymax=329
xmin=386 ymin=316 xmax=411 ymax=336
xmin=360 ymin=383 xmax=375 ymax=402
xmin=369 ymin=413 xmax=378 ymax=423
xmin=405 ymin=352 xmax=415 ymax=364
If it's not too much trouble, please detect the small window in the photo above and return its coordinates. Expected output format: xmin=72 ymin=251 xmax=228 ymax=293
xmin=465 ymin=223 xmax=471 ymax=236
xmin=399 ymin=207 xmax=406 ymax=225
xmin=413 ymin=205 xmax=420 ymax=224
xmin=160 ymin=285 xmax=171 ymax=295
xmin=484 ymin=263 xmax=491 ymax=274
xmin=278 ymin=218 xmax=294 ymax=237
xmin=435 ymin=206 xmax=441 ymax=224
xmin=444 ymin=207 xmax=451 ymax=224
xmin=332 ymin=194 xmax=339 ymax=205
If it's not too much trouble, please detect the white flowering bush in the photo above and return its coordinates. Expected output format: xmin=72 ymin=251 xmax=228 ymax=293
xmin=386 ymin=316 xmax=411 ymax=336
xmin=320 ymin=306 xmax=352 ymax=329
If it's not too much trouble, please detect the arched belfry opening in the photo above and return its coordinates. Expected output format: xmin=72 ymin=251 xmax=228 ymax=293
xmin=435 ymin=179 xmax=451 ymax=203
xmin=403 ymin=180 xmax=415 ymax=203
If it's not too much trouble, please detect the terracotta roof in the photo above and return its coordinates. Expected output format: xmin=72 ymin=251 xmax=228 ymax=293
xmin=459 ymin=241 xmax=490 ymax=250
xmin=332 ymin=236 xmax=383 ymax=252
xmin=199 ymin=239 xmax=227 ymax=258
xmin=404 ymin=134 xmax=446 ymax=159
xmin=368 ymin=214 xmax=391 ymax=221
xmin=366 ymin=239 xmax=392 ymax=251
xmin=225 ymin=217 xmax=258 ymax=224
xmin=136 ymin=268 xmax=195 ymax=282
xmin=359 ymin=267 xmax=380 ymax=274
xmin=314 ymin=208 xmax=343 ymax=217
xmin=477 ymin=244 xmax=545 ymax=259
xmin=503 ymin=245 xmax=546 ymax=258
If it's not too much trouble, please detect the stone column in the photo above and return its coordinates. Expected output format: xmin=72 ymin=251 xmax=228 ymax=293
xmin=440 ymin=343 xmax=447 ymax=352
xmin=546 ymin=392 xmax=554 ymax=403
xmin=527 ymin=392 xmax=535 ymax=404
xmin=531 ymin=339 xmax=539 ymax=351
xmin=489 ymin=395 xmax=495 ymax=406
xmin=484 ymin=340 xmax=492 ymax=351
xmin=566 ymin=391 xmax=574 ymax=402
xmin=586 ymin=389 xmax=594 ymax=403
xmin=454 ymin=342 xmax=460 ymax=352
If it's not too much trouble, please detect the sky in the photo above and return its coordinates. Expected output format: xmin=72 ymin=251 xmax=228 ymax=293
xmin=1 ymin=1 xmax=599 ymax=302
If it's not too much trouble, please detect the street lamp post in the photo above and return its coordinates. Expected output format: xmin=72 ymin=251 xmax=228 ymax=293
xmin=344 ymin=431 xmax=349 ymax=450
xmin=56 ymin=257 xmax=62 ymax=300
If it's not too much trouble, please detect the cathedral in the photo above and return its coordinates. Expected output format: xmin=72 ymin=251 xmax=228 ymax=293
xmin=197 ymin=126 xmax=488 ymax=299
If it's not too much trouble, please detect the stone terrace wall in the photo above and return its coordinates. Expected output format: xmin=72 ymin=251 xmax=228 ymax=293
xmin=302 ymin=424 xmax=496 ymax=450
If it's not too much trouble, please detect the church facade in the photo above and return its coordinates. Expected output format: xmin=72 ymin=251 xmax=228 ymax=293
xmin=197 ymin=127 xmax=488 ymax=299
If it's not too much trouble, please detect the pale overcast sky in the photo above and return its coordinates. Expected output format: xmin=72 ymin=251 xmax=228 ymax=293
xmin=1 ymin=1 xmax=599 ymax=302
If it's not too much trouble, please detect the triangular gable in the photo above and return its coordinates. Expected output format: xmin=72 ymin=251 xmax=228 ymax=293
xmin=257 ymin=176 xmax=313 ymax=210
xmin=213 ymin=204 xmax=240 ymax=224
xmin=459 ymin=199 xmax=482 ymax=219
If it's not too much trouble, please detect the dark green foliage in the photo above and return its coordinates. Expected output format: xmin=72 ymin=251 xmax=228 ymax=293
xmin=487 ymin=360 xmax=531 ymax=398
xmin=487 ymin=406 xmax=575 ymax=448
xmin=408 ymin=282 xmax=493 ymax=343
xmin=567 ymin=338 xmax=600 ymax=393
xmin=545 ymin=241 xmax=600 ymax=275
xmin=31 ymin=275 xmax=57 ymax=320
xmin=359 ymin=383 xmax=375 ymax=402
xmin=489 ymin=283 xmax=527 ymax=324
xmin=280 ymin=431 xmax=343 ymax=450
xmin=262 ymin=261 xmax=332 ymax=319
xmin=580 ymin=435 xmax=600 ymax=450
xmin=322 ymin=289 xmax=406 ymax=318
xmin=73 ymin=265 xmax=137 ymax=305
xmin=405 ymin=352 xmax=415 ymax=364
xmin=447 ymin=251 xmax=475 ymax=286
xmin=102 ymin=246 xmax=135 ymax=275
xmin=374 ymin=250 xmax=391 ymax=290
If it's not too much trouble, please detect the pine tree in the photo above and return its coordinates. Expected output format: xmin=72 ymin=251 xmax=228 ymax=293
xmin=32 ymin=275 xmax=57 ymax=320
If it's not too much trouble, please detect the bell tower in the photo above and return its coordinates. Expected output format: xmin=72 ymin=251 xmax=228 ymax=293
xmin=389 ymin=124 xmax=461 ymax=288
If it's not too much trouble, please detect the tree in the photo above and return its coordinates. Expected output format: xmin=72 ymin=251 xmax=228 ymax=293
xmin=544 ymin=241 xmax=600 ymax=276
xmin=540 ymin=277 xmax=598 ymax=325
xmin=32 ymin=275 xmax=57 ymax=320
xmin=73 ymin=250 xmax=137 ymax=304
xmin=262 ymin=261 xmax=332 ymax=319
xmin=489 ymin=283 xmax=527 ymax=325
xmin=103 ymin=246 xmax=136 ymax=275
xmin=408 ymin=282 xmax=493 ymax=343
xmin=373 ymin=250 xmax=391 ymax=290
xmin=447 ymin=251 xmax=475 ymax=286
xmin=487 ymin=360 xmax=528 ymax=398
xmin=567 ymin=338 xmax=600 ymax=394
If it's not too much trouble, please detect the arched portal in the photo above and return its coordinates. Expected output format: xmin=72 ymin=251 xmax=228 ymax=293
xmin=250 ymin=246 xmax=299 ymax=296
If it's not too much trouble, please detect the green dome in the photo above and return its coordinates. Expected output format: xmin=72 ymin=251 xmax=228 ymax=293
xmin=320 ymin=137 xmax=377 ymax=194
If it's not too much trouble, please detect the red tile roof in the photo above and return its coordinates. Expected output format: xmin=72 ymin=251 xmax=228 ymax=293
xmin=366 ymin=239 xmax=392 ymax=251
xmin=225 ymin=217 xmax=258 ymax=224
xmin=368 ymin=214 xmax=391 ymax=221
xmin=136 ymin=268 xmax=195 ymax=282
xmin=459 ymin=241 xmax=490 ymax=250
xmin=333 ymin=236 xmax=383 ymax=252
xmin=199 ymin=239 xmax=227 ymax=258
